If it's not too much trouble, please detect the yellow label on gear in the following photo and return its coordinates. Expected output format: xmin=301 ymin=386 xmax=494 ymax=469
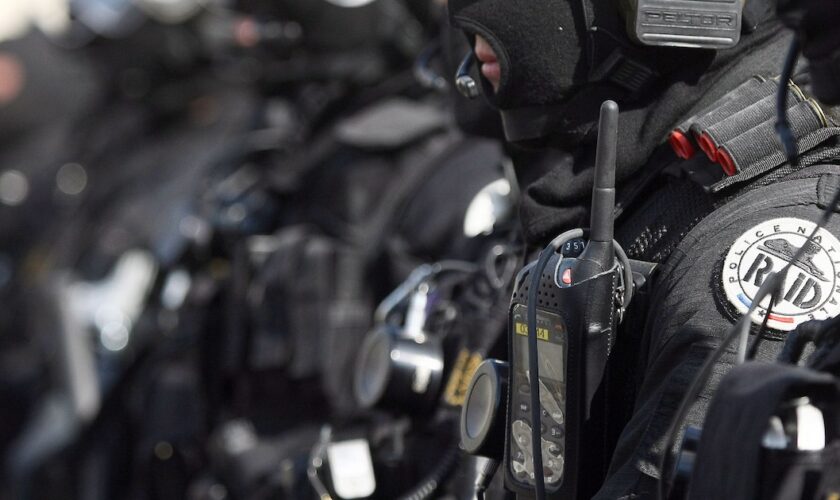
xmin=514 ymin=322 xmax=549 ymax=340
xmin=443 ymin=349 xmax=484 ymax=407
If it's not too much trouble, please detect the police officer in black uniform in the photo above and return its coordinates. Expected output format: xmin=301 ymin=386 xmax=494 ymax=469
xmin=448 ymin=0 xmax=840 ymax=497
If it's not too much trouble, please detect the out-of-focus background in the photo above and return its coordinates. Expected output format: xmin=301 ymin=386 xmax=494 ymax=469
xmin=0 ymin=1 xmax=517 ymax=499
xmin=0 ymin=1 xmax=70 ymax=42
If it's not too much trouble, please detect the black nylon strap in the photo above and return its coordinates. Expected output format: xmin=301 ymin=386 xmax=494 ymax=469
xmin=711 ymin=126 xmax=840 ymax=193
xmin=704 ymin=90 xmax=804 ymax=151
xmin=673 ymin=76 xmax=768 ymax=134
xmin=688 ymin=79 xmax=778 ymax=138
xmin=717 ymin=99 xmax=825 ymax=174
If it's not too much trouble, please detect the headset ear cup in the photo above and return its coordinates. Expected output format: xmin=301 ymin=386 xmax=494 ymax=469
xmin=616 ymin=0 xmax=643 ymax=44
xmin=626 ymin=0 xmax=743 ymax=49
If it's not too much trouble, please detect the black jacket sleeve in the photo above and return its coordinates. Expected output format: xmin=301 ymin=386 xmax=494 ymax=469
xmin=597 ymin=168 xmax=840 ymax=499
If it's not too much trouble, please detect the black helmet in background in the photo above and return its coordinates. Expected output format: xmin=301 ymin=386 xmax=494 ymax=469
xmin=263 ymin=0 xmax=425 ymax=54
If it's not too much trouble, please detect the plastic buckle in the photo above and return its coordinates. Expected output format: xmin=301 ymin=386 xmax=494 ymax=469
xmin=632 ymin=0 xmax=743 ymax=49
xmin=590 ymin=49 xmax=658 ymax=94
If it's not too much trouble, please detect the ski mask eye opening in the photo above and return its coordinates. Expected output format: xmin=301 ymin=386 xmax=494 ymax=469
xmin=448 ymin=0 xmax=591 ymax=111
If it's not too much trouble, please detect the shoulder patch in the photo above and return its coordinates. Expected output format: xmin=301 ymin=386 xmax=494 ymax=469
xmin=721 ymin=217 xmax=840 ymax=332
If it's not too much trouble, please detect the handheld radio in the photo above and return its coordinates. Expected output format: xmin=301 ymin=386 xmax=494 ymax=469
xmin=460 ymin=101 xmax=634 ymax=499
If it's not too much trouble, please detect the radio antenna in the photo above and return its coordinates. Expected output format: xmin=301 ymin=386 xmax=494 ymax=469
xmin=590 ymin=100 xmax=618 ymax=244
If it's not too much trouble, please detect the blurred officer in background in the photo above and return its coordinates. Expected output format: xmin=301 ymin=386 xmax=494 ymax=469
xmin=0 ymin=1 xmax=524 ymax=499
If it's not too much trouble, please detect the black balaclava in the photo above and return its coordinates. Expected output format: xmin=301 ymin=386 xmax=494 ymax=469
xmin=448 ymin=0 xmax=787 ymax=245
xmin=449 ymin=0 xmax=588 ymax=111
xmin=448 ymin=0 xmax=706 ymax=146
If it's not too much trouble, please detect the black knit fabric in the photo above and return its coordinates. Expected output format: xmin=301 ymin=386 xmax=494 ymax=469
xmin=615 ymin=175 xmax=715 ymax=264
xmin=447 ymin=0 xmax=587 ymax=110
xmin=447 ymin=0 xmax=711 ymax=116
xmin=517 ymin=21 xmax=793 ymax=246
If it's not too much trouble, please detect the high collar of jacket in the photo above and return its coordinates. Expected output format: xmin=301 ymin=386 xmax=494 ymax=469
xmin=516 ymin=21 xmax=794 ymax=247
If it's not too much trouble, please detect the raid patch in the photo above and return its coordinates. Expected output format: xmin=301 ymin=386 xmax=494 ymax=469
xmin=721 ymin=217 xmax=840 ymax=331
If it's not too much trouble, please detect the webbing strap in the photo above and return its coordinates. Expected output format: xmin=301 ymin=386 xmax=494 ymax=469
xmin=716 ymin=99 xmax=825 ymax=175
xmin=688 ymin=79 xmax=778 ymax=138
xmin=711 ymin=126 xmax=840 ymax=193
xmin=673 ymin=76 xmax=769 ymax=135
xmin=704 ymin=90 xmax=804 ymax=155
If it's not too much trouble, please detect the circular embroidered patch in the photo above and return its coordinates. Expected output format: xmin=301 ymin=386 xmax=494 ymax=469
xmin=722 ymin=217 xmax=840 ymax=332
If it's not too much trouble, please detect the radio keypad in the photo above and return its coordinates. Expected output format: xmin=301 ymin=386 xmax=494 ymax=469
xmin=509 ymin=305 xmax=567 ymax=488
